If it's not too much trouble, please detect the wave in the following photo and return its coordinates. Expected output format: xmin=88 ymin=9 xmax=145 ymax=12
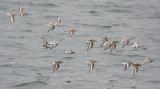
xmin=13 ymin=80 xmax=47 ymax=87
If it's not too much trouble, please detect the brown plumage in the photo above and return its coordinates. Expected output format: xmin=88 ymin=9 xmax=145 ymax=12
xmin=85 ymin=40 xmax=97 ymax=51
xmin=132 ymin=63 xmax=142 ymax=77
xmin=86 ymin=60 xmax=97 ymax=72
xmin=6 ymin=13 xmax=16 ymax=24
xmin=66 ymin=27 xmax=76 ymax=37
xmin=144 ymin=57 xmax=153 ymax=64
xmin=19 ymin=7 xmax=27 ymax=16
xmin=52 ymin=61 xmax=63 ymax=73
xmin=121 ymin=36 xmax=129 ymax=48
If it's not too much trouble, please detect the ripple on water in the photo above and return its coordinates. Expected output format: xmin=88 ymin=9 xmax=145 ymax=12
xmin=126 ymin=54 xmax=144 ymax=58
xmin=63 ymin=56 xmax=75 ymax=60
xmin=149 ymin=80 xmax=160 ymax=84
xmin=0 ymin=62 xmax=16 ymax=67
xmin=13 ymin=81 xmax=48 ymax=88
xmin=88 ymin=10 xmax=99 ymax=16
xmin=35 ymin=3 xmax=58 ymax=8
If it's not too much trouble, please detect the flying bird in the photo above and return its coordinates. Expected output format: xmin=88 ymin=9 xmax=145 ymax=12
xmin=86 ymin=60 xmax=97 ymax=72
xmin=85 ymin=40 xmax=97 ymax=51
xmin=6 ymin=13 xmax=16 ymax=24
xmin=52 ymin=61 xmax=63 ymax=73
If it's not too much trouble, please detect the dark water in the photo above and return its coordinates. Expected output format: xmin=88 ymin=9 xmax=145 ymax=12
xmin=0 ymin=0 xmax=160 ymax=89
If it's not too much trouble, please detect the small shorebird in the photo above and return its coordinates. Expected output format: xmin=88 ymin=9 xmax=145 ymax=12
xmin=46 ymin=16 xmax=62 ymax=32
xmin=100 ymin=36 xmax=109 ymax=47
xmin=54 ymin=16 xmax=62 ymax=27
xmin=47 ymin=22 xmax=56 ymax=32
xmin=144 ymin=57 xmax=153 ymax=64
xmin=41 ymin=36 xmax=51 ymax=49
xmin=66 ymin=26 xmax=76 ymax=37
xmin=86 ymin=60 xmax=97 ymax=72
xmin=104 ymin=40 xmax=118 ymax=53
xmin=6 ymin=13 xmax=16 ymax=24
xmin=48 ymin=41 xmax=59 ymax=49
xmin=85 ymin=40 xmax=97 ymax=51
xmin=103 ymin=41 xmax=111 ymax=50
xmin=52 ymin=61 xmax=63 ymax=73
xmin=57 ymin=16 xmax=62 ymax=24
xmin=65 ymin=49 xmax=75 ymax=54
xmin=132 ymin=63 xmax=142 ymax=77
xmin=18 ymin=7 xmax=27 ymax=16
xmin=121 ymin=61 xmax=133 ymax=71
xmin=131 ymin=41 xmax=142 ymax=49
xmin=121 ymin=35 xmax=129 ymax=48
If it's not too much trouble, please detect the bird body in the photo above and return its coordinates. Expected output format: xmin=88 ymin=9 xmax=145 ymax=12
xmin=19 ymin=7 xmax=27 ymax=16
xmin=52 ymin=61 xmax=63 ymax=73
xmin=86 ymin=60 xmax=97 ymax=72
xmin=66 ymin=27 xmax=76 ymax=37
xmin=47 ymin=16 xmax=62 ymax=32
xmin=6 ymin=13 xmax=16 ymax=24
xmin=100 ymin=36 xmax=109 ymax=47
xmin=65 ymin=49 xmax=75 ymax=54
xmin=48 ymin=41 xmax=59 ymax=49
xmin=47 ymin=22 xmax=56 ymax=32
xmin=121 ymin=36 xmax=129 ymax=48
xmin=85 ymin=40 xmax=97 ymax=51
xmin=131 ymin=41 xmax=142 ymax=49
xmin=132 ymin=63 xmax=142 ymax=77
xmin=103 ymin=40 xmax=118 ymax=53
xmin=144 ymin=57 xmax=153 ymax=64
xmin=121 ymin=61 xmax=133 ymax=71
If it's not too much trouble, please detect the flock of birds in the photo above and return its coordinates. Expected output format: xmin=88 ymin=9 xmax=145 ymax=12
xmin=6 ymin=7 xmax=154 ymax=78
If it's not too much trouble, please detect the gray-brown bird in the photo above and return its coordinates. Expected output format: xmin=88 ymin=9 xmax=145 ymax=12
xmin=6 ymin=13 xmax=16 ymax=24
xmin=121 ymin=61 xmax=133 ymax=71
xmin=132 ymin=63 xmax=142 ymax=77
xmin=65 ymin=48 xmax=75 ymax=54
xmin=48 ymin=41 xmax=59 ymax=49
xmin=41 ymin=36 xmax=51 ymax=49
xmin=121 ymin=35 xmax=129 ymax=48
xmin=108 ymin=41 xmax=118 ymax=53
xmin=52 ymin=61 xmax=63 ymax=73
xmin=66 ymin=26 xmax=76 ymax=37
xmin=86 ymin=60 xmax=97 ymax=72
xmin=18 ymin=7 xmax=27 ymax=16
xmin=47 ymin=16 xmax=62 ymax=32
xmin=85 ymin=40 xmax=97 ymax=51
xmin=131 ymin=41 xmax=142 ymax=49
xmin=144 ymin=57 xmax=153 ymax=64
xmin=47 ymin=22 xmax=56 ymax=32
xmin=100 ymin=36 xmax=109 ymax=47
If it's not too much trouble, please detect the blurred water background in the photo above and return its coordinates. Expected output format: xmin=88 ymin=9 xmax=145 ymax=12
xmin=0 ymin=0 xmax=160 ymax=89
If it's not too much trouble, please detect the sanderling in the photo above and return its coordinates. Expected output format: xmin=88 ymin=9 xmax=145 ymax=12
xmin=105 ymin=40 xmax=118 ymax=53
xmin=121 ymin=61 xmax=133 ymax=71
xmin=66 ymin=26 xmax=76 ymax=37
xmin=132 ymin=63 xmax=142 ymax=77
xmin=121 ymin=35 xmax=129 ymax=48
xmin=85 ymin=39 xmax=97 ymax=51
xmin=18 ymin=7 xmax=27 ymax=16
xmin=6 ymin=13 xmax=16 ymax=24
xmin=131 ymin=41 xmax=142 ymax=49
xmin=48 ymin=41 xmax=59 ymax=49
xmin=100 ymin=36 xmax=109 ymax=47
xmin=52 ymin=61 xmax=63 ymax=73
xmin=144 ymin=57 xmax=153 ymax=64
xmin=103 ymin=41 xmax=111 ymax=50
xmin=86 ymin=60 xmax=97 ymax=72
xmin=65 ymin=48 xmax=75 ymax=54
xmin=47 ymin=22 xmax=56 ymax=32
xmin=57 ymin=16 xmax=62 ymax=24
xmin=47 ymin=16 xmax=62 ymax=32
xmin=41 ymin=36 xmax=50 ymax=49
